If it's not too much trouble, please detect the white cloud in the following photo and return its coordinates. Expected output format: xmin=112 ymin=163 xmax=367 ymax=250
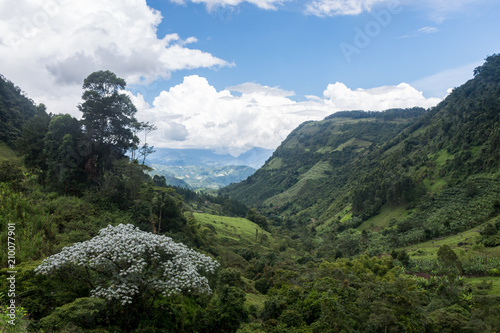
xmin=305 ymin=0 xmax=396 ymax=16
xmin=304 ymin=0 xmax=487 ymax=18
xmin=400 ymin=26 xmax=439 ymax=38
xmin=323 ymin=82 xmax=441 ymax=110
xmin=133 ymin=76 xmax=441 ymax=155
xmin=0 ymin=0 xmax=231 ymax=115
xmin=171 ymin=0 xmax=286 ymax=11
xmin=418 ymin=26 xmax=438 ymax=34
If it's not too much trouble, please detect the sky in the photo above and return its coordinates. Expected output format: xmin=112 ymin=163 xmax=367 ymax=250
xmin=1 ymin=0 xmax=499 ymax=155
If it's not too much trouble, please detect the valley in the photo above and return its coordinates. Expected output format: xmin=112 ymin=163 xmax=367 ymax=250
xmin=0 ymin=55 xmax=499 ymax=332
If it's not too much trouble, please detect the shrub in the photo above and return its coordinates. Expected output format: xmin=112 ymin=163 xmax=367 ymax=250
xmin=38 ymin=297 xmax=106 ymax=331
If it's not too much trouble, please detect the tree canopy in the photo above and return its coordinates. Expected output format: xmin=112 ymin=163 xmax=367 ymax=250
xmin=79 ymin=70 xmax=140 ymax=174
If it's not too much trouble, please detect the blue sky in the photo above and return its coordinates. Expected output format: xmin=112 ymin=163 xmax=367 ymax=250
xmin=139 ymin=0 xmax=500 ymax=100
xmin=1 ymin=0 xmax=499 ymax=154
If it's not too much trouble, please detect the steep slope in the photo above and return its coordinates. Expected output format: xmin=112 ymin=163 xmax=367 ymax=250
xmin=0 ymin=74 xmax=37 ymax=145
xmin=222 ymin=54 xmax=500 ymax=238
xmin=221 ymin=108 xmax=427 ymax=213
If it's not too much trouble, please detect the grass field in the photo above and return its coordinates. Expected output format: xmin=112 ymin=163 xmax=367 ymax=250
xmin=465 ymin=276 xmax=500 ymax=296
xmin=357 ymin=205 xmax=408 ymax=231
xmin=244 ymin=292 xmax=268 ymax=309
xmin=334 ymin=137 xmax=371 ymax=152
xmin=0 ymin=141 xmax=18 ymax=161
xmin=399 ymin=218 xmax=499 ymax=259
xmin=193 ymin=212 xmax=271 ymax=246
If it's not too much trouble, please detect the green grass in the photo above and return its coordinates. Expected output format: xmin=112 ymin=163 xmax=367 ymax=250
xmin=194 ymin=213 xmax=271 ymax=245
xmin=245 ymin=292 xmax=268 ymax=309
xmin=357 ymin=205 xmax=407 ymax=231
xmin=263 ymin=157 xmax=284 ymax=170
xmin=427 ymin=178 xmax=447 ymax=193
xmin=0 ymin=141 xmax=18 ymax=161
xmin=334 ymin=138 xmax=371 ymax=152
xmin=263 ymin=161 xmax=332 ymax=208
xmin=299 ymin=161 xmax=331 ymax=180
xmin=315 ymin=146 xmax=334 ymax=154
xmin=399 ymin=219 xmax=498 ymax=259
xmin=435 ymin=149 xmax=452 ymax=166
xmin=465 ymin=277 xmax=500 ymax=296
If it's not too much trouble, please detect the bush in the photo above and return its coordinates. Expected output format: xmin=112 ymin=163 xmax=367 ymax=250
xmin=255 ymin=278 xmax=272 ymax=295
xmin=38 ymin=297 xmax=106 ymax=331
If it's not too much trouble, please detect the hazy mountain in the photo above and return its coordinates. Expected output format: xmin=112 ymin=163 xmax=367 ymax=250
xmin=146 ymin=147 xmax=273 ymax=169
xmin=146 ymin=147 xmax=274 ymax=189
xmin=150 ymin=164 xmax=256 ymax=190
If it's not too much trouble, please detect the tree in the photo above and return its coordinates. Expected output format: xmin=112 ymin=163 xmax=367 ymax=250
xmin=35 ymin=224 xmax=218 ymax=310
xmin=246 ymin=208 xmax=269 ymax=231
xmin=78 ymin=71 xmax=140 ymax=175
xmin=44 ymin=114 xmax=85 ymax=194
xmin=16 ymin=104 xmax=51 ymax=184
xmin=437 ymin=244 xmax=461 ymax=274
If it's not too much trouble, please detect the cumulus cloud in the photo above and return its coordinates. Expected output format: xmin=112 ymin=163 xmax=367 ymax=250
xmin=0 ymin=0 xmax=231 ymax=115
xmin=323 ymin=82 xmax=441 ymax=110
xmin=132 ymin=76 xmax=441 ymax=155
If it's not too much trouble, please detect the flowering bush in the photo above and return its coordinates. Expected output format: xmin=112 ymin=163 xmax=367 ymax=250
xmin=35 ymin=224 xmax=218 ymax=305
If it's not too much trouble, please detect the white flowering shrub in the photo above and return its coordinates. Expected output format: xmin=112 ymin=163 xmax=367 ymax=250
xmin=35 ymin=224 xmax=218 ymax=305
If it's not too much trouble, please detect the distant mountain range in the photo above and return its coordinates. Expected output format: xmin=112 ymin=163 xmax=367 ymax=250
xmin=146 ymin=147 xmax=273 ymax=169
xmin=146 ymin=147 xmax=274 ymax=189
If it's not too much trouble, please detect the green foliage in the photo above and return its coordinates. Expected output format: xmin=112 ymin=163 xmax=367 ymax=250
xmin=246 ymin=208 xmax=269 ymax=231
xmin=44 ymin=113 xmax=86 ymax=194
xmin=0 ymin=159 xmax=23 ymax=184
xmin=38 ymin=297 xmax=107 ymax=331
xmin=429 ymin=304 xmax=471 ymax=333
xmin=0 ymin=291 xmax=30 ymax=332
xmin=195 ymin=286 xmax=249 ymax=333
xmin=15 ymin=104 xmax=51 ymax=182
xmin=437 ymin=244 xmax=462 ymax=273
xmin=219 ymin=268 xmax=243 ymax=288
xmin=0 ymin=74 xmax=37 ymax=145
xmin=3 ymin=56 xmax=500 ymax=331
xmin=79 ymin=70 xmax=142 ymax=178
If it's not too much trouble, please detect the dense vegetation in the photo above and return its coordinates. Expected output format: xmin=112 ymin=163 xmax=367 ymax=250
xmin=1 ymin=55 xmax=500 ymax=332
xmin=223 ymin=54 xmax=500 ymax=253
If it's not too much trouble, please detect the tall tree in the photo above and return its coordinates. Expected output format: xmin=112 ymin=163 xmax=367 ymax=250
xmin=44 ymin=114 xmax=85 ymax=194
xmin=78 ymin=70 xmax=139 ymax=176
xmin=16 ymin=104 xmax=51 ymax=184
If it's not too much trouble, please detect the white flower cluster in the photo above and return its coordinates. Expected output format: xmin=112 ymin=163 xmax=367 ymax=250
xmin=35 ymin=224 xmax=219 ymax=305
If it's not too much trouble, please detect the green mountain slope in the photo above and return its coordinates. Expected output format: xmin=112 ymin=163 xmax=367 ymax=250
xmin=221 ymin=108 xmax=426 ymax=210
xmin=0 ymin=74 xmax=37 ymax=145
xmin=222 ymin=54 xmax=500 ymax=250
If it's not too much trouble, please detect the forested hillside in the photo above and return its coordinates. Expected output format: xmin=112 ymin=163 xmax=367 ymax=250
xmin=0 ymin=75 xmax=37 ymax=146
xmin=223 ymin=54 xmax=500 ymax=247
xmin=1 ymin=58 xmax=499 ymax=332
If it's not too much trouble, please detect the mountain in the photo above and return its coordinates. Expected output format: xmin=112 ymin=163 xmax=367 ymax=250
xmin=146 ymin=147 xmax=273 ymax=169
xmin=151 ymin=164 xmax=256 ymax=190
xmin=222 ymin=54 xmax=500 ymax=250
xmin=146 ymin=147 xmax=274 ymax=189
xmin=0 ymin=74 xmax=37 ymax=145
xmin=221 ymin=107 xmax=428 ymax=210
